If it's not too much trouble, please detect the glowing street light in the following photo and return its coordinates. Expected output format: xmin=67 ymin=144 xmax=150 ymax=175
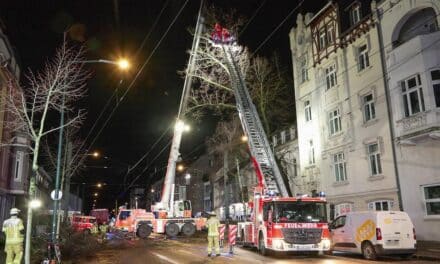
xmin=185 ymin=173 xmax=191 ymax=180
xmin=97 ymin=183 xmax=102 ymax=188
xmin=94 ymin=193 xmax=98 ymax=197
xmin=29 ymin=199 xmax=42 ymax=209
xmin=241 ymin=135 xmax=248 ymax=142
xmin=117 ymin=59 xmax=130 ymax=70
xmin=151 ymin=189 xmax=155 ymax=193
xmin=177 ymin=164 xmax=185 ymax=172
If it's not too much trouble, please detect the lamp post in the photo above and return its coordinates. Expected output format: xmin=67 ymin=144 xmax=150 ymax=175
xmin=51 ymin=58 xmax=129 ymax=251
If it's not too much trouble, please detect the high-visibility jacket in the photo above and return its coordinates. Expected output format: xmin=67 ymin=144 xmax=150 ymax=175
xmin=91 ymin=225 xmax=98 ymax=234
xmin=100 ymin=224 xmax=108 ymax=233
xmin=2 ymin=217 xmax=24 ymax=245
xmin=206 ymin=217 xmax=220 ymax=237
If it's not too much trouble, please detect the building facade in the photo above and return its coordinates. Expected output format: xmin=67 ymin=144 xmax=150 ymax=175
xmin=377 ymin=0 xmax=440 ymax=240
xmin=290 ymin=0 xmax=400 ymax=220
xmin=0 ymin=25 xmax=28 ymax=225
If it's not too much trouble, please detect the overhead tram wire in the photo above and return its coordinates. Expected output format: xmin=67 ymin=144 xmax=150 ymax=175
xmin=69 ymin=0 xmax=190 ymax=178
xmin=238 ymin=0 xmax=267 ymax=37
xmin=251 ymin=0 xmax=305 ymax=56
xmin=70 ymin=0 xmax=172 ymax=168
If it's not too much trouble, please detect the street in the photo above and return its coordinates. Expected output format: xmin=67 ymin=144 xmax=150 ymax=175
xmin=75 ymin=234 xmax=436 ymax=264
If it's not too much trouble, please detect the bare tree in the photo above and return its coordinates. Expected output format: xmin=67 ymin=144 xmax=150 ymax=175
xmin=247 ymin=55 xmax=295 ymax=133
xmin=0 ymin=36 xmax=89 ymax=264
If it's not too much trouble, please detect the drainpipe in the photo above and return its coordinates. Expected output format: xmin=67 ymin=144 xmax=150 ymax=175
xmin=374 ymin=4 xmax=403 ymax=211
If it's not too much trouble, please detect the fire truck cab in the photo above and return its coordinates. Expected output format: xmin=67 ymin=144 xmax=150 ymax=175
xmin=237 ymin=187 xmax=331 ymax=255
xmin=114 ymin=209 xmax=155 ymax=238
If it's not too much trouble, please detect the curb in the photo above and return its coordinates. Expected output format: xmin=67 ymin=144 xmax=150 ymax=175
xmin=415 ymin=254 xmax=440 ymax=261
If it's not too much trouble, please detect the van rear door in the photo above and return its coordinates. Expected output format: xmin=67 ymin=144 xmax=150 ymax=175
xmin=378 ymin=211 xmax=415 ymax=249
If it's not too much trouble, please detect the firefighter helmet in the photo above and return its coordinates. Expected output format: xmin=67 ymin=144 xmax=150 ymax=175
xmin=10 ymin=208 xmax=20 ymax=215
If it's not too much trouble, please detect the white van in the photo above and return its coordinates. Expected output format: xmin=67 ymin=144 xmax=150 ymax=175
xmin=329 ymin=211 xmax=416 ymax=260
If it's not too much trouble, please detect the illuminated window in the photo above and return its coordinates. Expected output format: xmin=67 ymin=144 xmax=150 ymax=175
xmin=431 ymin=70 xmax=440 ymax=107
xmin=358 ymin=44 xmax=370 ymax=71
xmin=363 ymin=93 xmax=375 ymax=122
xmin=308 ymin=140 xmax=315 ymax=165
xmin=329 ymin=108 xmax=342 ymax=135
xmin=423 ymin=185 xmax=440 ymax=216
xmin=401 ymin=74 xmax=425 ymax=117
xmin=350 ymin=5 xmax=361 ymax=25
xmin=304 ymin=100 xmax=312 ymax=122
xmin=368 ymin=200 xmax=393 ymax=211
xmin=333 ymin=152 xmax=347 ymax=182
xmin=367 ymin=143 xmax=382 ymax=176
xmin=326 ymin=64 xmax=337 ymax=90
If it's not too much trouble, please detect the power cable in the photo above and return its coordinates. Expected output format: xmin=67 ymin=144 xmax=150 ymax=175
xmin=69 ymin=0 xmax=190 ymax=177
xmin=238 ymin=0 xmax=267 ymax=37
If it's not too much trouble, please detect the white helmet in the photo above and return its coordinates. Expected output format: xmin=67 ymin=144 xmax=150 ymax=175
xmin=10 ymin=208 xmax=20 ymax=215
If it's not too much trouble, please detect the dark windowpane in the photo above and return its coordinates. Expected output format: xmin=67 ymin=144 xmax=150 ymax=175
xmin=426 ymin=202 xmax=440 ymax=215
xmin=401 ymin=81 xmax=406 ymax=92
xmin=425 ymin=186 xmax=440 ymax=199
xmin=375 ymin=202 xmax=381 ymax=210
xmin=371 ymin=103 xmax=376 ymax=119
xmin=434 ymin=84 xmax=440 ymax=107
xmin=403 ymin=95 xmax=409 ymax=117
xmin=370 ymin=157 xmax=377 ymax=175
xmin=420 ymin=88 xmax=425 ymax=111
xmin=431 ymin=70 xmax=440 ymax=80
xmin=377 ymin=154 xmax=382 ymax=174
xmin=408 ymin=77 xmax=417 ymax=88
xmin=410 ymin=91 xmax=420 ymax=114
xmin=383 ymin=202 xmax=388 ymax=211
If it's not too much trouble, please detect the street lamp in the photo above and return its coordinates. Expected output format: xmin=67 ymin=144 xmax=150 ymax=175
xmin=97 ymin=183 xmax=102 ymax=188
xmin=241 ymin=135 xmax=248 ymax=142
xmin=79 ymin=58 xmax=130 ymax=71
xmin=94 ymin=193 xmax=98 ymax=197
xmin=177 ymin=164 xmax=185 ymax=172
xmin=29 ymin=199 xmax=42 ymax=209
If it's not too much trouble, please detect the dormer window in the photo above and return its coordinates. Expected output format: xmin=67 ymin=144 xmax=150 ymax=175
xmin=350 ymin=4 xmax=361 ymax=26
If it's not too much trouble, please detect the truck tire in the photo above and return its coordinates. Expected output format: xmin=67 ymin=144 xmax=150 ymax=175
xmin=137 ymin=224 xmax=152 ymax=239
xmin=181 ymin=223 xmax=196 ymax=237
xmin=166 ymin=223 xmax=179 ymax=237
xmin=362 ymin=241 xmax=377 ymax=260
xmin=259 ymin=233 xmax=268 ymax=256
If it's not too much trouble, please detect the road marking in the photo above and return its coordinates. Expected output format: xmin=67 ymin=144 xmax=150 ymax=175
xmin=152 ymin=252 xmax=180 ymax=264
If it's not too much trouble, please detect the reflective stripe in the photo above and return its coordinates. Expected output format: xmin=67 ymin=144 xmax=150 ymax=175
xmin=2 ymin=218 xmax=24 ymax=244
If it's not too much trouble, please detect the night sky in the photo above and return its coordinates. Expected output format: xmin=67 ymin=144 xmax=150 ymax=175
xmin=0 ymin=0 xmax=326 ymax=209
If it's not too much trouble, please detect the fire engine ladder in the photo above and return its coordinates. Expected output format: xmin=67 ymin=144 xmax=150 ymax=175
xmin=222 ymin=46 xmax=289 ymax=197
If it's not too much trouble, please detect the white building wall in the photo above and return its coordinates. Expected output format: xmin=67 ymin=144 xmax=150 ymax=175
xmin=290 ymin=3 xmax=399 ymax=221
xmin=378 ymin=0 xmax=440 ymax=240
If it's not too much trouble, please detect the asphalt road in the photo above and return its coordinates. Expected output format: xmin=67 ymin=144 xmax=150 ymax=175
xmin=76 ymin=234 xmax=436 ymax=264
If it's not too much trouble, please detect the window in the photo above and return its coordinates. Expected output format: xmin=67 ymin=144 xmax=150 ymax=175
xmin=326 ymin=64 xmax=337 ymax=90
xmin=304 ymin=100 xmax=312 ymax=122
xmin=319 ymin=28 xmax=326 ymax=50
xmin=423 ymin=185 xmax=440 ymax=216
xmin=431 ymin=70 xmax=440 ymax=107
xmin=14 ymin=151 xmax=24 ymax=182
xmin=335 ymin=203 xmax=352 ymax=217
xmin=358 ymin=44 xmax=370 ymax=71
xmin=401 ymin=74 xmax=425 ymax=117
xmin=333 ymin=152 xmax=347 ymax=182
xmin=350 ymin=5 xmax=361 ymax=25
xmin=280 ymin=131 xmax=286 ymax=144
xmin=299 ymin=55 xmax=308 ymax=83
xmin=272 ymin=135 xmax=278 ymax=147
xmin=367 ymin=143 xmax=382 ymax=176
xmin=327 ymin=26 xmax=334 ymax=45
xmin=178 ymin=185 xmax=187 ymax=200
xmin=368 ymin=200 xmax=393 ymax=211
xmin=332 ymin=215 xmax=346 ymax=229
xmin=329 ymin=109 xmax=342 ymax=135
xmin=308 ymin=140 xmax=315 ymax=165
xmin=363 ymin=93 xmax=376 ymax=122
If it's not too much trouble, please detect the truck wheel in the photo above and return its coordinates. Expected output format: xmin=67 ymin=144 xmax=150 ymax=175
xmin=181 ymin=223 xmax=196 ymax=237
xmin=362 ymin=241 xmax=377 ymax=260
xmin=137 ymin=224 xmax=152 ymax=239
xmin=259 ymin=234 xmax=268 ymax=256
xmin=166 ymin=223 xmax=179 ymax=237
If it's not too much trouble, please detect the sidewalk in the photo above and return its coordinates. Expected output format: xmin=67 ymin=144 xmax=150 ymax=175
xmin=416 ymin=240 xmax=440 ymax=260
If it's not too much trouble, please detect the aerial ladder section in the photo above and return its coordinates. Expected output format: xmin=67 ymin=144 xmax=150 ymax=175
xmin=221 ymin=45 xmax=289 ymax=197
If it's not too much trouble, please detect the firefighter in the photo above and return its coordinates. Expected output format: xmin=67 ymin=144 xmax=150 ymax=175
xmin=90 ymin=223 xmax=98 ymax=235
xmin=2 ymin=208 xmax=24 ymax=264
xmin=206 ymin=211 xmax=220 ymax=257
xmin=99 ymin=221 xmax=108 ymax=240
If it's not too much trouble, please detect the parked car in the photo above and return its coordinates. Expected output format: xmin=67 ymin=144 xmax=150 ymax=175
xmin=329 ymin=211 xmax=416 ymax=260
xmin=71 ymin=215 xmax=97 ymax=234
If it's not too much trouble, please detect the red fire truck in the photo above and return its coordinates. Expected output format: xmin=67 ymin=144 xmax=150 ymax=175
xmin=212 ymin=30 xmax=331 ymax=254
